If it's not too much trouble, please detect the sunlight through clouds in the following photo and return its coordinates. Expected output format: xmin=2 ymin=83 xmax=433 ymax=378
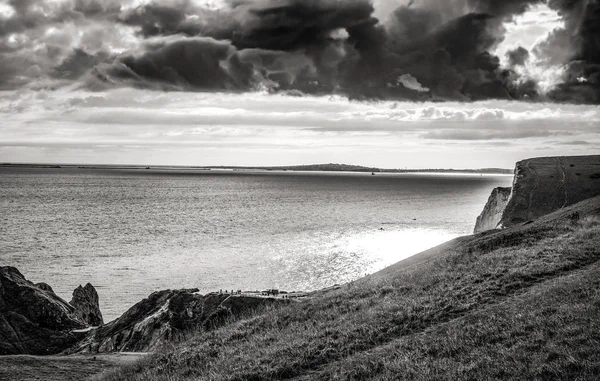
xmin=494 ymin=3 xmax=568 ymax=93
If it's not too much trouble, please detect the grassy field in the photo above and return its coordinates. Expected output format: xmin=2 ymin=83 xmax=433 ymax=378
xmin=98 ymin=197 xmax=600 ymax=381
xmin=0 ymin=353 xmax=145 ymax=381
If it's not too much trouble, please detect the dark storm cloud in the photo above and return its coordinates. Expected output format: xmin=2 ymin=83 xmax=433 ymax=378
xmin=0 ymin=0 xmax=598 ymax=103
xmin=507 ymin=46 xmax=530 ymax=66
xmin=545 ymin=0 xmax=600 ymax=103
xmin=120 ymin=0 xmax=375 ymax=50
xmin=103 ymin=0 xmax=563 ymax=100
xmin=52 ymin=49 xmax=112 ymax=80
xmin=90 ymin=37 xmax=255 ymax=91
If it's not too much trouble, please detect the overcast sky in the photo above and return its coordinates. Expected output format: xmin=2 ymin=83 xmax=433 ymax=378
xmin=0 ymin=0 xmax=598 ymax=168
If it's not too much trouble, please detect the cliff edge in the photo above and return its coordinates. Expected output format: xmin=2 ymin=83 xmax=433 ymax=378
xmin=474 ymin=187 xmax=512 ymax=233
xmin=475 ymin=155 xmax=600 ymax=233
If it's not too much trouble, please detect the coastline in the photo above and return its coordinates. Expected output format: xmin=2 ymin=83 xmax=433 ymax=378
xmin=1 ymin=155 xmax=599 ymax=380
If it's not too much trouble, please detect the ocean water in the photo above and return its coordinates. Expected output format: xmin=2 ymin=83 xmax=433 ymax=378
xmin=0 ymin=167 xmax=512 ymax=321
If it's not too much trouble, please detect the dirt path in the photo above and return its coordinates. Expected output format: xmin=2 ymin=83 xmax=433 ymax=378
xmin=524 ymin=159 xmax=540 ymax=219
xmin=554 ymin=157 xmax=569 ymax=207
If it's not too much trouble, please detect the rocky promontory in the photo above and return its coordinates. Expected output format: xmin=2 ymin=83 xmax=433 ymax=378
xmin=475 ymin=155 xmax=600 ymax=233
xmin=0 ymin=267 xmax=87 ymax=355
xmin=0 ymin=267 xmax=284 ymax=356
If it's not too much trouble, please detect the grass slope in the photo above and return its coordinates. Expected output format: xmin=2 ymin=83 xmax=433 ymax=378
xmin=0 ymin=354 xmax=144 ymax=381
xmin=99 ymin=197 xmax=600 ymax=381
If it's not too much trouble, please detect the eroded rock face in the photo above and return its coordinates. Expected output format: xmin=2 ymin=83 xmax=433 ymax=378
xmin=70 ymin=283 xmax=104 ymax=327
xmin=474 ymin=187 xmax=512 ymax=233
xmin=501 ymin=155 xmax=600 ymax=228
xmin=0 ymin=267 xmax=87 ymax=355
xmin=72 ymin=290 xmax=282 ymax=353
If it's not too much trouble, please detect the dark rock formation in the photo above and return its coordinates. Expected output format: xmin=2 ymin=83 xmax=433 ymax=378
xmin=0 ymin=267 xmax=87 ymax=355
xmin=500 ymin=155 xmax=600 ymax=228
xmin=1 ymin=266 xmax=283 ymax=355
xmin=474 ymin=187 xmax=512 ymax=233
xmin=70 ymin=283 xmax=104 ymax=327
xmin=72 ymin=290 xmax=282 ymax=353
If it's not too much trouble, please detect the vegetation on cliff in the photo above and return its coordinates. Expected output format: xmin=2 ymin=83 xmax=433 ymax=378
xmin=99 ymin=196 xmax=600 ymax=381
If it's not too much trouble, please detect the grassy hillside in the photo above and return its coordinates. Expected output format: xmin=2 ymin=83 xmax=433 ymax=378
xmin=99 ymin=197 xmax=600 ymax=381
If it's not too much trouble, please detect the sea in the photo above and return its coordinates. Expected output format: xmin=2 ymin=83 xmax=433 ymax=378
xmin=0 ymin=167 xmax=513 ymax=321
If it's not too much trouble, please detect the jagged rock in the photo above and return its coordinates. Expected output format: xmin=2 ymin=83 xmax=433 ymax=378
xmin=70 ymin=283 xmax=104 ymax=327
xmin=0 ymin=267 xmax=282 ymax=356
xmin=474 ymin=187 xmax=512 ymax=233
xmin=501 ymin=155 xmax=600 ymax=228
xmin=71 ymin=290 xmax=282 ymax=353
xmin=0 ymin=267 xmax=87 ymax=355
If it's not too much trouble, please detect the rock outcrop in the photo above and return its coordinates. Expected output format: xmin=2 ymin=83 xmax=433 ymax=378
xmin=474 ymin=187 xmax=512 ymax=233
xmin=474 ymin=155 xmax=600 ymax=233
xmin=0 ymin=266 xmax=284 ymax=355
xmin=72 ymin=290 xmax=282 ymax=353
xmin=500 ymin=155 xmax=600 ymax=228
xmin=0 ymin=267 xmax=87 ymax=355
xmin=70 ymin=283 xmax=104 ymax=327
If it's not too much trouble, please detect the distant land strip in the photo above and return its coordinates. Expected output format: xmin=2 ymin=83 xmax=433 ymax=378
xmin=0 ymin=163 xmax=513 ymax=174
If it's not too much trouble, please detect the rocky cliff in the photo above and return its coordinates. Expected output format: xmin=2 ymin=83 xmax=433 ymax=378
xmin=71 ymin=290 xmax=281 ymax=353
xmin=474 ymin=155 xmax=600 ymax=233
xmin=0 ymin=267 xmax=87 ymax=355
xmin=474 ymin=187 xmax=512 ymax=233
xmin=0 ymin=266 xmax=285 ymax=355
xmin=500 ymin=155 xmax=600 ymax=228
xmin=70 ymin=283 xmax=104 ymax=326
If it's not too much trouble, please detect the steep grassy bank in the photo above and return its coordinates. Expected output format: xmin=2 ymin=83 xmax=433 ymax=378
xmin=99 ymin=196 xmax=600 ymax=381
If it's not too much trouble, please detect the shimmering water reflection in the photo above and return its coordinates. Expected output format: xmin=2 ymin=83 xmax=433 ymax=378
xmin=0 ymin=168 xmax=512 ymax=321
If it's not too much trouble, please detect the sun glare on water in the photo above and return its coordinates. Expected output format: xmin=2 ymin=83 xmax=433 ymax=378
xmin=345 ymin=228 xmax=460 ymax=274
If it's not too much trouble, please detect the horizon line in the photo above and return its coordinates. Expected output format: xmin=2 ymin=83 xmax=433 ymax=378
xmin=0 ymin=162 xmax=514 ymax=173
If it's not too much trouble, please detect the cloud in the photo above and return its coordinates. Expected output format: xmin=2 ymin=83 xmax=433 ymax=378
xmin=423 ymin=128 xmax=574 ymax=141
xmin=553 ymin=140 xmax=593 ymax=146
xmin=2 ymin=88 xmax=599 ymax=167
xmin=543 ymin=0 xmax=600 ymax=103
xmin=3 ymin=87 xmax=599 ymax=131
xmin=89 ymin=36 xmax=255 ymax=91
xmin=0 ymin=0 xmax=597 ymax=104
xmin=397 ymin=74 xmax=430 ymax=92
xmin=506 ymin=46 xmax=529 ymax=66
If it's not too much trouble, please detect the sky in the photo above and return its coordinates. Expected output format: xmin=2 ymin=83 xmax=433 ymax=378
xmin=0 ymin=0 xmax=599 ymax=168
